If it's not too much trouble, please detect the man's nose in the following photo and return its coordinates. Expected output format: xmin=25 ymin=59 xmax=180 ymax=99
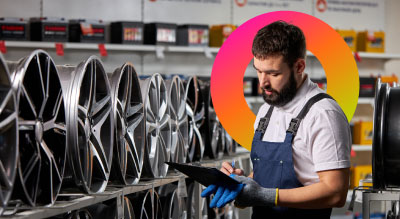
xmin=259 ymin=74 xmax=270 ymax=87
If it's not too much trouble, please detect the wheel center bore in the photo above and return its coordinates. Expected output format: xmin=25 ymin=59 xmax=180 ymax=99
xmin=85 ymin=118 xmax=91 ymax=138
xmin=35 ymin=120 xmax=44 ymax=142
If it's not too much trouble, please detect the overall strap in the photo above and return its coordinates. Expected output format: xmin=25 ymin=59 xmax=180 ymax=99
xmin=256 ymin=106 xmax=274 ymax=138
xmin=286 ymin=93 xmax=334 ymax=137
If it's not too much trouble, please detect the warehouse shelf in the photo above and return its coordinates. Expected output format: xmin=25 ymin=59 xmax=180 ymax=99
xmin=2 ymin=152 xmax=250 ymax=219
xmin=352 ymin=144 xmax=373 ymax=151
xmin=358 ymin=97 xmax=375 ymax=106
xmin=4 ymin=41 xmax=400 ymax=61
xmin=1 ymin=41 xmax=220 ymax=58
xmin=306 ymin=50 xmax=400 ymax=60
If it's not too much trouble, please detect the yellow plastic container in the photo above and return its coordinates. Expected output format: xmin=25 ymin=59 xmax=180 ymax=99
xmin=209 ymin=24 xmax=236 ymax=47
xmin=353 ymin=121 xmax=373 ymax=145
xmin=350 ymin=165 xmax=372 ymax=189
xmin=357 ymin=31 xmax=385 ymax=53
xmin=337 ymin=29 xmax=357 ymax=52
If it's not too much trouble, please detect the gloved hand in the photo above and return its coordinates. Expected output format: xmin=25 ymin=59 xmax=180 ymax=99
xmin=232 ymin=175 xmax=276 ymax=207
xmin=201 ymin=174 xmax=245 ymax=208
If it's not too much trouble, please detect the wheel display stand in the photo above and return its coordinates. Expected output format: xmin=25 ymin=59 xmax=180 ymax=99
xmin=1 ymin=152 xmax=251 ymax=219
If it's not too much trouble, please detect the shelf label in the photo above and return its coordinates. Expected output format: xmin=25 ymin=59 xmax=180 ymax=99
xmin=177 ymin=177 xmax=187 ymax=198
xmin=55 ymin=43 xmax=64 ymax=56
xmin=0 ymin=41 xmax=6 ymax=54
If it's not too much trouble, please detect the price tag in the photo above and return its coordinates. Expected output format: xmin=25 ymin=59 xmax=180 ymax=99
xmin=0 ymin=41 xmax=7 ymax=54
xmin=98 ymin=44 xmax=107 ymax=57
xmin=55 ymin=43 xmax=64 ymax=56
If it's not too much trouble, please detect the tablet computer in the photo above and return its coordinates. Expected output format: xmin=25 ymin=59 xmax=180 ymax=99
xmin=166 ymin=162 xmax=240 ymax=186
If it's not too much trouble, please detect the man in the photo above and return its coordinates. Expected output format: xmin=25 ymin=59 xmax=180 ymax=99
xmin=202 ymin=21 xmax=351 ymax=218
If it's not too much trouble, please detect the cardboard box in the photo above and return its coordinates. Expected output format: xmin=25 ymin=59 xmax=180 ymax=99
xmin=350 ymin=165 xmax=372 ymax=189
xmin=337 ymin=29 xmax=357 ymax=52
xmin=353 ymin=121 xmax=373 ymax=145
xmin=209 ymin=24 xmax=236 ymax=47
xmin=357 ymin=30 xmax=385 ymax=53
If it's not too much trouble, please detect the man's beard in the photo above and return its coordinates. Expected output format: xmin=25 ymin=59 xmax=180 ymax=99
xmin=262 ymin=71 xmax=297 ymax=107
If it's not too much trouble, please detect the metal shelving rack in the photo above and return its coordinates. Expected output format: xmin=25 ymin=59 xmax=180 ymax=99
xmin=1 ymin=152 xmax=251 ymax=219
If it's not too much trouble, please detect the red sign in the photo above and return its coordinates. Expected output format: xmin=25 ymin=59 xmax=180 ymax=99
xmin=55 ymin=43 xmax=64 ymax=56
xmin=316 ymin=0 xmax=327 ymax=13
xmin=0 ymin=41 xmax=6 ymax=54
xmin=98 ymin=44 xmax=107 ymax=57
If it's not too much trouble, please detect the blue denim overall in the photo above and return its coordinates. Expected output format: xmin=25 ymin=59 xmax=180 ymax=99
xmin=251 ymin=93 xmax=333 ymax=219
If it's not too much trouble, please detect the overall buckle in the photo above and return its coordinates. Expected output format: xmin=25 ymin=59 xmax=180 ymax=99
xmin=256 ymin=118 xmax=270 ymax=134
xmin=287 ymin=118 xmax=301 ymax=135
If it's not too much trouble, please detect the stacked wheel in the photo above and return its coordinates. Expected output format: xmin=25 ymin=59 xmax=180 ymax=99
xmin=8 ymin=50 xmax=66 ymax=206
xmin=158 ymin=183 xmax=187 ymax=219
xmin=185 ymin=76 xmax=205 ymax=162
xmin=0 ymin=54 xmax=18 ymax=215
xmin=131 ymin=189 xmax=163 ymax=219
xmin=57 ymin=56 xmax=113 ymax=193
xmin=166 ymin=76 xmax=188 ymax=164
xmin=140 ymin=74 xmax=171 ymax=178
xmin=372 ymin=79 xmax=400 ymax=190
xmin=109 ymin=63 xmax=145 ymax=185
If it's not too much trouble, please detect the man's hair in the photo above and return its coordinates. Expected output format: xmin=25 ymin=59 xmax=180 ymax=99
xmin=252 ymin=21 xmax=306 ymax=68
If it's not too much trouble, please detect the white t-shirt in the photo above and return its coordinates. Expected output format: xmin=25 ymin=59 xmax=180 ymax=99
xmin=253 ymin=75 xmax=351 ymax=186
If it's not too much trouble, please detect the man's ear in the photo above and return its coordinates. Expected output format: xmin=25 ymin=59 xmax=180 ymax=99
xmin=294 ymin=59 xmax=306 ymax=75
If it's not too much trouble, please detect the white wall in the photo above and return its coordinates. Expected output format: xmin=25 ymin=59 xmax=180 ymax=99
xmin=0 ymin=0 xmax=398 ymax=78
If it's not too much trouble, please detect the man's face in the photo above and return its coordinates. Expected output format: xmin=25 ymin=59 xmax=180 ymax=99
xmin=253 ymin=55 xmax=297 ymax=107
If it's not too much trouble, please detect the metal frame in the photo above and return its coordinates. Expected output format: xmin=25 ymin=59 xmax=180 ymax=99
xmin=57 ymin=56 xmax=114 ymax=194
xmin=8 ymin=50 xmax=66 ymax=206
xmin=109 ymin=63 xmax=145 ymax=185
xmin=2 ymin=152 xmax=250 ymax=219
xmin=0 ymin=54 xmax=18 ymax=215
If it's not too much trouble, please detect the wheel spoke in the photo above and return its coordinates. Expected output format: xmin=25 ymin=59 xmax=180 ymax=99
xmin=92 ymin=96 xmax=111 ymax=116
xmin=91 ymin=131 xmax=110 ymax=174
xmin=21 ymin=85 xmax=38 ymax=117
xmin=159 ymin=114 xmax=170 ymax=129
xmin=126 ymin=103 xmax=143 ymax=118
xmin=127 ymin=113 xmax=144 ymax=131
xmin=0 ymin=111 xmax=17 ymax=130
xmin=0 ymin=161 xmax=12 ymax=189
xmin=92 ymin=104 xmax=111 ymax=131
xmin=35 ymin=54 xmax=46 ymax=100
xmin=0 ymin=90 xmax=13 ymax=114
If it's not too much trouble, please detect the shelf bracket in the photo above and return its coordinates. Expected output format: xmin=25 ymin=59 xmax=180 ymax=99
xmin=204 ymin=47 xmax=213 ymax=59
xmin=155 ymin=46 xmax=165 ymax=59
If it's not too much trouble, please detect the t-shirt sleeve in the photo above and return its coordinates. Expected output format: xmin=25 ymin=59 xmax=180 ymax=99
xmin=309 ymin=109 xmax=351 ymax=172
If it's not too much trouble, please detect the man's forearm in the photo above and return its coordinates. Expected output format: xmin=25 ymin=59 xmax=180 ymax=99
xmin=278 ymin=168 xmax=349 ymax=209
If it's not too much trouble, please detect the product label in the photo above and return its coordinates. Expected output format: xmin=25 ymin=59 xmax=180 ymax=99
xmin=43 ymin=25 xmax=67 ymax=38
xmin=123 ymin=27 xmax=142 ymax=41
xmin=188 ymin=28 xmax=208 ymax=45
xmin=157 ymin=28 xmax=176 ymax=43
xmin=0 ymin=24 xmax=26 ymax=39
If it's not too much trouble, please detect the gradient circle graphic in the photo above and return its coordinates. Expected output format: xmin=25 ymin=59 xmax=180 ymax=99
xmin=210 ymin=11 xmax=359 ymax=151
